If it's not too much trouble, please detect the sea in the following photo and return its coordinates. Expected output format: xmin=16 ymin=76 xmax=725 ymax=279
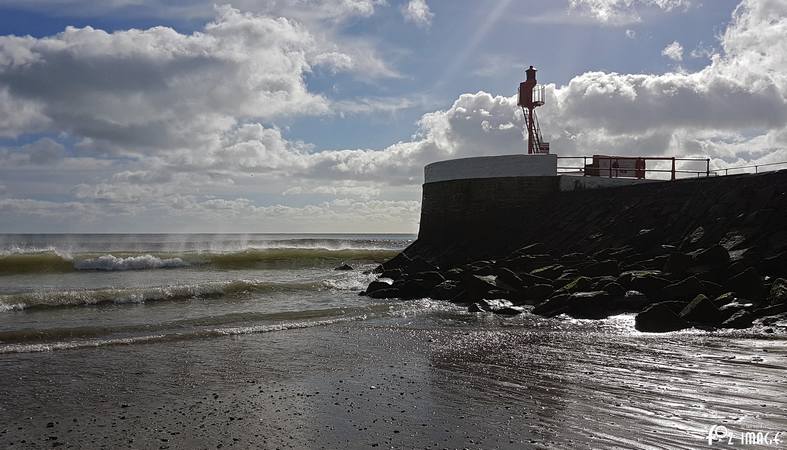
xmin=2 ymin=233 xmax=786 ymax=447
xmin=0 ymin=233 xmax=413 ymax=354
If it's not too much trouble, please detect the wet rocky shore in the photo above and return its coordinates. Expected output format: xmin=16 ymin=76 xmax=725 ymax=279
xmin=362 ymin=171 xmax=787 ymax=332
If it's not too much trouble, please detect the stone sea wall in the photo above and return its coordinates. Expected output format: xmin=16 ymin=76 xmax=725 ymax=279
xmin=364 ymin=170 xmax=787 ymax=332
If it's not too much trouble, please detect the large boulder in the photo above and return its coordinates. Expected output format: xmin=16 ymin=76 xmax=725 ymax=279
xmin=404 ymin=257 xmax=438 ymax=275
xmin=635 ymin=303 xmax=689 ymax=332
xmin=556 ymin=276 xmax=593 ymax=294
xmin=380 ymin=268 xmax=403 ymax=280
xmin=429 ymin=281 xmax=463 ymax=301
xmin=767 ymin=278 xmax=787 ymax=305
xmin=364 ymin=280 xmax=393 ymax=295
xmin=661 ymin=276 xmax=703 ymax=301
xmin=725 ymin=267 xmax=765 ymax=300
xmin=601 ymin=281 xmax=626 ymax=298
xmin=564 ymin=291 xmax=613 ymax=320
xmin=579 ymin=260 xmax=620 ymax=277
xmin=629 ymin=273 xmax=672 ymax=297
xmin=413 ymin=271 xmax=445 ymax=285
xmin=721 ymin=310 xmax=755 ymax=329
xmin=492 ymin=267 xmax=526 ymax=292
xmin=691 ymin=245 xmax=730 ymax=268
xmin=532 ymin=294 xmax=571 ymax=317
xmin=663 ymin=252 xmax=691 ymax=275
xmin=679 ymin=294 xmax=724 ymax=326
xmin=513 ymin=283 xmax=555 ymax=305
xmin=513 ymin=242 xmax=548 ymax=256
xmin=614 ymin=290 xmax=650 ymax=312
xmin=530 ymin=264 xmax=565 ymax=280
xmin=461 ymin=275 xmax=499 ymax=301
xmin=366 ymin=288 xmax=400 ymax=299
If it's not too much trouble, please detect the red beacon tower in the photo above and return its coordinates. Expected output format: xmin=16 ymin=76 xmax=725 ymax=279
xmin=518 ymin=66 xmax=549 ymax=154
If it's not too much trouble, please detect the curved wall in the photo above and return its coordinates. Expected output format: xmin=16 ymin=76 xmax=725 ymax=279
xmin=418 ymin=176 xmax=559 ymax=240
xmin=424 ymin=154 xmax=557 ymax=184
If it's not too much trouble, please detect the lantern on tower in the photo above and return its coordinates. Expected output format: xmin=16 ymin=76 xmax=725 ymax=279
xmin=518 ymin=66 xmax=549 ymax=154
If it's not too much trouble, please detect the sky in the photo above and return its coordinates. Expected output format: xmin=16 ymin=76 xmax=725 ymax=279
xmin=0 ymin=0 xmax=785 ymax=233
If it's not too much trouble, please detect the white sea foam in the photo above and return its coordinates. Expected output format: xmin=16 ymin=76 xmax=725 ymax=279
xmin=74 ymin=254 xmax=188 ymax=271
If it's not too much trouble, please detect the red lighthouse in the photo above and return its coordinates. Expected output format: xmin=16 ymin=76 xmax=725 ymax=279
xmin=518 ymin=66 xmax=549 ymax=154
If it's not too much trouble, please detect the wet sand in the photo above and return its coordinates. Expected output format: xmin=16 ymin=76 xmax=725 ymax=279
xmin=1 ymin=309 xmax=786 ymax=449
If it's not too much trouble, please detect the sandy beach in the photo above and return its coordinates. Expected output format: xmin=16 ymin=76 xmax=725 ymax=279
xmin=2 ymin=306 xmax=785 ymax=449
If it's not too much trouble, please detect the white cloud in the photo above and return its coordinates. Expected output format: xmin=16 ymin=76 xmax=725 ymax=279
xmin=625 ymin=29 xmax=637 ymax=39
xmin=402 ymin=0 xmax=434 ymax=28
xmin=569 ymin=0 xmax=692 ymax=25
xmin=2 ymin=0 xmax=787 ymax=232
xmin=661 ymin=41 xmax=684 ymax=61
xmin=0 ymin=0 xmax=388 ymax=23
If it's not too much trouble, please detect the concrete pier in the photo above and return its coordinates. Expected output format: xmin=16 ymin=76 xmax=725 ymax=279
xmin=418 ymin=154 xmax=659 ymax=239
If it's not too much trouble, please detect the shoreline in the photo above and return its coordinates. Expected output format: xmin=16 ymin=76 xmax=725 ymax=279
xmin=2 ymin=310 xmax=785 ymax=449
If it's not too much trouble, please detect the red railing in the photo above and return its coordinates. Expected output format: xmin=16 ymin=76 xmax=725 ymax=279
xmin=557 ymin=156 xmax=711 ymax=181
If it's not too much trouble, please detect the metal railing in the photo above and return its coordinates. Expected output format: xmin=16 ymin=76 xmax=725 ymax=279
xmin=557 ymin=156 xmax=711 ymax=181
xmin=709 ymin=161 xmax=787 ymax=176
xmin=557 ymin=156 xmax=787 ymax=181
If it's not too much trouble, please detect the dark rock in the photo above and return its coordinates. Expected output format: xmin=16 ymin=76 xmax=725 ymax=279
xmin=517 ymin=271 xmax=553 ymax=287
xmin=602 ymin=281 xmax=626 ymax=298
xmin=467 ymin=303 xmax=484 ymax=313
xmin=530 ymin=264 xmax=565 ymax=280
xmin=564 ymin=291 xmax=613 ymax=320
xmin=629 ymin=273 xmax=672 ymax=297
xmin=635 ymin=303 xmax=689 ymax=332
xmin=334 ymin=263 xmax=353 ymax=271
xmin=513 ymin=242 xmax=548 ymax=255
xmin=632 ymin=228 xmax=661 ymax=251
xmin=380 ymin=252 xmax=411 ymax=272
xmin=429 ymin=281 xmax=463 ymax=301
xmin=366 ymin=288 xmax=400 ymax=299
xmin=663 ymin=252 xmax=692 ymax=275
xmin=485 ymin=289 xmax=512 ymax=300
xmin=699 ymin=280 xmax=724 ymax=298
xmin=718 ymin=301 xmax=754 ymax=321
xmin=680 ymin=294 xmax=724 ymax=326
xmin=461 ymin=275 xmax=499 ymax=300
xmin=492 ymin=267 xmax=526 ymax=291
xmin=502 ymin=254 xmax=554 ymax=272
xmin=516 ymin=283 xmax=555 ymax=304
xmin=691 ymin=245 xmax=730 ymax=268
xmin=532 ymin=294 xmax=571 ymax=317
xmin=494 ymin=306 xmax=525 ymax=316
xmin=614 ymin=290 xmax=650 ymax=312
xmin=380 ymin=268 xmax=403 ymax=280
xmin=398 ymin=277 xmax=442 ymax=300
xmin=443 ymin=268 xmax=464 ymax=281
xmin=404 ymin=257 xmax=438 ymax=275
xmin=762 ymin=252 xmax=787 ymax=277
xmin=661 ymin=276 xmax=703 ymax=301
xmin=712 ymin=292 xmax=737 ymax=307
xmin=557 ymin=276 xmax=593 ymax=294
xmin=725 ymin=267 xmax=764 ymax=299
xmin=767 ymin=278 xmax=787 ymax=305
xmin=365 ymin=280 xmax=392 ymax=294
xmin=413 ymin=271 xmax=445 ymax=285
xmin=721 ymin=310 xmax=755 ymax=329
xmin=579 ymin=259 xmax=620 ymax=277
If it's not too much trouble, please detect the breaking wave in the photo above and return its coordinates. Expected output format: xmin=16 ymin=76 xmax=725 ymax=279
xmin=0 ymin=247 xmax=398 ymax=275
xmin=0 ymin=279 xmax=322 ymax=312
xmin=74 ymin=254 xmax=187 ymax=271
